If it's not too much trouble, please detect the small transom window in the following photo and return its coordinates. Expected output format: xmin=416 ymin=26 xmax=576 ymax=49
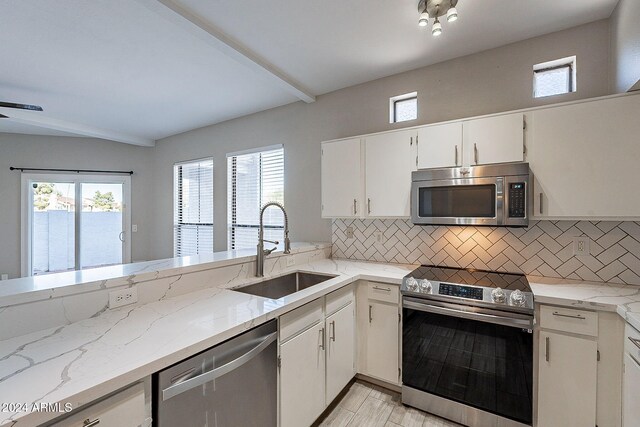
xmin=390 ymin=92 xmax=417 ymax=123
xmin=533 ymin=56 xmax=576 ymax=98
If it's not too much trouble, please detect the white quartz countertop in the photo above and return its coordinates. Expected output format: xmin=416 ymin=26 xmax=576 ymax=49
xmin=3 ymin=258 xmax=640 ymax=426
xmin=0 ymin=258 xmax=414 ymax=427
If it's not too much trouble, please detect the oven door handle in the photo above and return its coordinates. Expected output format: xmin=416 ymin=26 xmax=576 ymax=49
xmin=403 ymin=299 xmax=533 ymax=329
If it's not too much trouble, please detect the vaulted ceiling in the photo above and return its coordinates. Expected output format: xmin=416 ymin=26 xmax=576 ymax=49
xmin=0 ymin=0 xmax=618 ymax=146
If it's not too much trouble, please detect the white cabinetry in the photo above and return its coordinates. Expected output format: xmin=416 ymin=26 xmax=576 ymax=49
xmin=364 ymin=129 xmax=417 ymax=217
xmin=417 ymin=122 xmax=463 ymax=168
xmin=623 ymin=323 xmax=640 ymax=427
xmin=279 ymin=287 xmax=355 ymax=427
xmin=529 ymin=93 xmax=640 ymax=219
xmin=51 ymin=382 xmax=148 ymax=427
xmin=537 ymin=330 xmax=597 ymax=427
xmin=321 ymin=138 xmax=362 ymax=218
xmin=326 ymin=302 xmax=355 ymax=403
xmin=462 ymin=113 xmax=525 ymax=166
xmin=357 ymin=282 xmax=400 ymax=385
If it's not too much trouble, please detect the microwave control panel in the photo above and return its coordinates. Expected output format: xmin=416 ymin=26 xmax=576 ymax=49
xmin=508 ymin=182 xmax=526 ymax=218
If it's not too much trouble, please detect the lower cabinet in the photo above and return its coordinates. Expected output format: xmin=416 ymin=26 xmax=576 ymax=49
xmin=279 ymin=286 xmax=355 ymax=427
xmin=280 ymin=321 xmax=326 ymax=427
xmin=537 ymin=330 xmax=597 ymax=427
xmin=51 ymin=382 xmax=148 ymax=427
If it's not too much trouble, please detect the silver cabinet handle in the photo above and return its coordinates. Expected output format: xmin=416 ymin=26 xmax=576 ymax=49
xmin=539 ymin=193 xmax=543 ymax=215
xmin=353 ymin=199 xmax=357 ymax=215
xmin=369 ymin=305 xmax=373 ymax=323
xmin=629 ymin=337 xmax=640 ymax=350
xmin=367 ymin=198 xmax=371 ymax=214
xmin=162 ymin=331 xmax=277 ymax=401
xmin=545 ymin=336 xmax=550 ymax=362
xmin=455 ymin=145 xmax=458 ymax=166
xmin=552 ymin=311 xmax=586 ymax=320
xmin=474 ymin=143 xmax=478 ymax=164
xmin=373 ymin=286 xmax=391 ymax=292
xmin=330 ymin=321 xmax=336 ymax=342
xmin=84 ymin=419 xmax=100 ymax=427
xmin=319 ymin=327 xmax=325 ymax=350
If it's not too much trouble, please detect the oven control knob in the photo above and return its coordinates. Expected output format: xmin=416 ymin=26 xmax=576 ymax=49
xmin=405 ymin=277 xmax=418 ymax=291
xmin=491 ymin=288 xmax=506 ymax=303
xmin=510 ymin=289 xmax=526 ymax=307
xmin=418 ymin=279 xmax=432 ymax=293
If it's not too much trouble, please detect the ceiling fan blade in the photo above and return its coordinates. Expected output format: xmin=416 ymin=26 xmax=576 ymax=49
xmin=0 ymin=114 xmax=8 ymax=118
xmin=0 ymin=101 xmax=43 ymax=111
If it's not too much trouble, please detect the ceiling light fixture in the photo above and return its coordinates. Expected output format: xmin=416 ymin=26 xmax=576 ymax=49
xmin=417 ymin=0 xmax=459 ymax=37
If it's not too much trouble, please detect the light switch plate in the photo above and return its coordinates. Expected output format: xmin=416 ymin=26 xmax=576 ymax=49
xmin=573 ymin=237 xmax=590 ymax=256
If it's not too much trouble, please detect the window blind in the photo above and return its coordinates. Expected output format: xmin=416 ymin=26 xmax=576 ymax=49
xmin=227 ymin=146 xmax=284 ymax=250
xmin=173 ymin=158 xmax=214 ymax=257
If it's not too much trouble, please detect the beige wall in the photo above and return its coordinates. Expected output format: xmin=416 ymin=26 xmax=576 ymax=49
xmin=152 ymin=20 xmax=611 ymax=258
xmin=610 ymin=0 xmax=640 ymax=92
xmin=0 ymin=134 xmax=154 ymax=278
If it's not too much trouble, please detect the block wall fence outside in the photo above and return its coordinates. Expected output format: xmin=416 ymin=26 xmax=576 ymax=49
xmin=332 ymin=219 xmax=640 ymax=286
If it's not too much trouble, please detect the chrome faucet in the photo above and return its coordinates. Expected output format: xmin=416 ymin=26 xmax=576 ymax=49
xmin=256 ymin=202 xmax=291 ymax=277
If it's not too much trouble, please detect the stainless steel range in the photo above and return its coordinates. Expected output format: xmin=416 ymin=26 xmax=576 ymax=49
xmin=401 ymin=265 xmax=534 ymax=427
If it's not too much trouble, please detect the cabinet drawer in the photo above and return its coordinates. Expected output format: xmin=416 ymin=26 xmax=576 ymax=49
xmin=280 ymin=298 xmax=324 ymax=343
xmin=624 ymin=322 xmax=640 ymax=363
xmin=539 ymin=305 xmax=598 ymax=337
xmin=326 ymin=284 xmax=354 ymax=316
xmin=51 ymin=382 xmax=146 ymax=427
xmin=367 ymin=282 xmax=399 ymax=304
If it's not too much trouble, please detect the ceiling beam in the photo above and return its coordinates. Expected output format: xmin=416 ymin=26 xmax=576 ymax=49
xmin=136 ymin=0 xmax=316 ymax=103
xmin=0 ymin=108 xmax=155 ymax=147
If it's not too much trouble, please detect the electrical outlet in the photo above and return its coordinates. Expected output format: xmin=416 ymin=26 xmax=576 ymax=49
xmin=286 ymin=256 xmax=295 ymax=267
xmin=0 ymin=274 xmax=8 ymax=281
xmin=573 ymin=237 xmax=590 ymax=256
xmin=109 ymin=287 xmax=138 ymax=309
xmin=346 ymin=226 xmax=354 ymax=239
xmin=373 ymin=231 xmax=384 ymax=243
xmin=132 ymin=224 xmax=138 ymax=233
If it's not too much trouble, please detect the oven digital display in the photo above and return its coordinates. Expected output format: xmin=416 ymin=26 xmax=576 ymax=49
xmin=438 ymin=283 xmax=484 ymax=300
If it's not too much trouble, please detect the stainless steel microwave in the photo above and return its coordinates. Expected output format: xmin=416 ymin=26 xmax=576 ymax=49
xmin=411 ymin=162 xmax=530 ymax=227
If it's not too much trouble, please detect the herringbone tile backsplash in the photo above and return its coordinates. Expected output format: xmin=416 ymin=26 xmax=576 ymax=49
xmin=332 ymin=219 xmax=640 ymax=285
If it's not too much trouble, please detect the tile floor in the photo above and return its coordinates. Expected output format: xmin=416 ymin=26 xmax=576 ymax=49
xmin=317 ymin=381 xmax=462 ymax=427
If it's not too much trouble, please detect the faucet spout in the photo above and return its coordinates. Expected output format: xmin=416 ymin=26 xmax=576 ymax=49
xmin=256 ymin=202 xmax=291 ymax=277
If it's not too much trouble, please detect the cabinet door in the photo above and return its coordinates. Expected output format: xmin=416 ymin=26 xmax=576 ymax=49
xmin=364 ymin=130 xmax=416 ymax=217
xmin=321 ymin=138 xmax=362 ymax=218
xmin=463 ymin=113 xmax=524 ymax=165
xmin=623 ymin=353 xmax=640 ymax=427
xmin=537 ymin=331 xmax=597 ymax=427
xmin=366 ymin=301 xmax=399 ymax=384
xmin=280 ymin=322 xmax=326 ymax=427
xmin=417 ymin=122 xmax=463 ymax=169
xmin=530 ymin=94 xmax=640 ymax=218
xmin=326 ymin=302 xmax=355 ymax=404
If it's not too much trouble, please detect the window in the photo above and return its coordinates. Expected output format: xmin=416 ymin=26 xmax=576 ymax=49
xmin=390 ymin=92 xmax=418 ymax=123
xmin=21 ymin=173 xmax=131 ymax=276
xmin=227 ymin=145 xmax=284 ymax=250
xmin=534 ymin=56 xmax=576 ymax=98
xmin=173 ymin=158 xmax=214 ymax=257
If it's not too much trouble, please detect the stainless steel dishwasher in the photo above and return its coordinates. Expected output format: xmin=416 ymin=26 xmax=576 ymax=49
xmin=154 ymin=320 xmax=277 ymax=427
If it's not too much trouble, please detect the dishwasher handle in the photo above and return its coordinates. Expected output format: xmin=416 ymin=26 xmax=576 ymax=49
xmin=162 ymin=331 xmax=277 ymax=401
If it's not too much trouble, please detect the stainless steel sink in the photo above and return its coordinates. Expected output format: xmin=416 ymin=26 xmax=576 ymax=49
xmin=233 ymin=272 xmax=337 ymax=299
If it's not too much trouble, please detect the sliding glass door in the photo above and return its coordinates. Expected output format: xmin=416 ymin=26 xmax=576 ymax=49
xmin=22 ymin=174 xmax=131 ymax=276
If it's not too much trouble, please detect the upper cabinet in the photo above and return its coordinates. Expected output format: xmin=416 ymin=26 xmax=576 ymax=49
xmin=529 ymin=94 xmax=640 ymax=219
xmin=322 ymin=130 xmax=416 ymax=219
xmin=416 ymin=113 xmax=524 ymax=169
xmin=463 ymin=113 xmax=525 ymax=166
xmin=321 ymin=138 xmax=362 ymax=218
xmin=417 ymin=122 xmax=462 ymax=168
xmin=364 ymin=129 xmax=417 ymax=217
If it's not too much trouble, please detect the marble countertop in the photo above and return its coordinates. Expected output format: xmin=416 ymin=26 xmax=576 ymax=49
xmin=3 ymin=257 xmax=640 ymax=426
xmin=0 ymin=258 xmax=413 ymax=426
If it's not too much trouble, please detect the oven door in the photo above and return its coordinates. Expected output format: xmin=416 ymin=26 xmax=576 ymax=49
xmin=410 ymin=177 xmax=503 ymax=226
xmin=402 ymin=298 xmax=533 ymax=426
